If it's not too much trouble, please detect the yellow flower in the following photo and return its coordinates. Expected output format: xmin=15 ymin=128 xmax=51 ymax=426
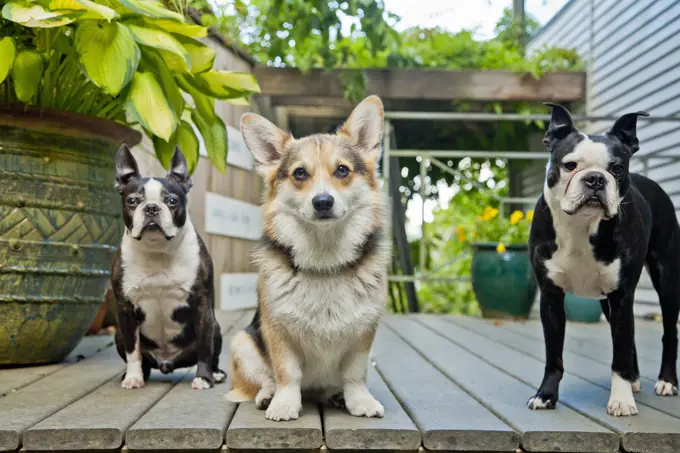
xmin=496 ymin=243 xmax=506 ymax=253
xmin=481 ymin=206 xmax=499 ymax=221
xmin=510 ymin=210 xmax=524 ymax=225
xmin=457 ymin=225 xmax=466 ymax=242
xmin=526 ymin=210 xmax=534 ymax=222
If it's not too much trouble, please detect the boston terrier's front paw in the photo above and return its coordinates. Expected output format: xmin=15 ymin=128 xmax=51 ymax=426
xmin=192 ymin=376 xmax=213 ymax=390
xmin=527 ymin=394 xmax=556 ymax=410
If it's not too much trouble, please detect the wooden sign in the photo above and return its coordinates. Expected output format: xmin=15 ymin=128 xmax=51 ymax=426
xmin=204 ymin=192 xmax=263 ymax=240
xmin=220 ymin=273 xmax=259 ymax=311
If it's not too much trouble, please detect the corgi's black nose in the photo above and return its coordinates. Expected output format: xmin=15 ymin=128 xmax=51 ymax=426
xmin=312 ymin=194 xmax=334 ymax=212
xmin=144 ymin=203 xmax=160 ymax=216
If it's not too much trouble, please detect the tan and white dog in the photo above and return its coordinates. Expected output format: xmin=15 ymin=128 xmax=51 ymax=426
xmin=225 ymin=96 xmax=391 ymax=421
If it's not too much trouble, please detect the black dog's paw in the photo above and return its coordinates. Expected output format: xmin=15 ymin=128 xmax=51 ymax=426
xmin=327 ymin=392 xmax=346 ymax=409
xmin=527 ymin=394 xmax=557 ymax=410
xmin=192 ymin=376 xmax=214 ymax=390
xmin=213 ymin=369 xmax=227 ymax=384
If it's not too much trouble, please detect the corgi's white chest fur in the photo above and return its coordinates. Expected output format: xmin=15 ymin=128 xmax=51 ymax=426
xmin=120 ymin=225 xmax=200 ymax=360
xmin=265 ymin=270 xmax=385 ymax=390
xmin=544 ymin=215 xmax=621 ymax=299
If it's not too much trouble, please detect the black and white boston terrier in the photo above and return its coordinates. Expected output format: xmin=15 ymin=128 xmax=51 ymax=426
xmin=111 ymin=144 xmax=226 ymax=390
xmin=527 ymin=103 xmax=680 ymax=417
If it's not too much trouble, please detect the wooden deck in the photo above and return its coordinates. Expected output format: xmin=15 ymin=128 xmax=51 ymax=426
xmin=1 ymin=311 xmax=679 ymax=453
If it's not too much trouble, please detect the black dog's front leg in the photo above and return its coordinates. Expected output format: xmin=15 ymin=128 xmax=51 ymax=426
xmin=192 ymin=303 xmax=217 ymax=390
xmin=605 ymin=290 xmax=639 ymax=416
xmin=528 ymin=284 xmax=565 ymax=410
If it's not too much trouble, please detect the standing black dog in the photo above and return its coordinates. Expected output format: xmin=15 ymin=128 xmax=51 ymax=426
xmin=111 ymin=144 xmax=225 ymax=390
xmin=527 ymin=103 xmax=680 ymax=416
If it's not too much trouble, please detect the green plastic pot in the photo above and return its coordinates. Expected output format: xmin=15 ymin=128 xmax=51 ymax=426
xmin=471 ymin=242 xmax=538 ymax=319
xmin=0 ymin=106 xmax=141 ymax=365
xmin=564 ymin=292 xmax=602 ymax=323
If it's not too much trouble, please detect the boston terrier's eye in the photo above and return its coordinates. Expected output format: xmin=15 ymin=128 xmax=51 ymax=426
xmin=611 ymin=164 xmax=625 ymax=176
xmin=293 ymin=167 xmax=308 ymax=181
xmin=126 ymin=196 xmax=139 ymax=207
xmin=562 ymin=161 xmax=577 ymax=172
xmin=166 ymin=196 xmax=179 ymax=206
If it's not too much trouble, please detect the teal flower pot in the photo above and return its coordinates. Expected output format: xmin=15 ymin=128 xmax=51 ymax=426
xmin=564 ymin=293 xmax=602 ymax=323
xmin=471 ymin=242 xmax=538 ymax=319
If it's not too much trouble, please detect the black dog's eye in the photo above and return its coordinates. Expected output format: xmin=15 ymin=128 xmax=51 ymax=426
xmin=562 ymin=161 xmax=577 ymax=171
xmin=292 ymin=167 xmax=308 ymax=181
xmin=126 ymin=197 xmax=138 ymax=207
xmin=611 ymin=164 xmax=625 ymax=175
xmin=334 ymin=165 xmax=350 ymax=178
xmin=167 ymin=197 xmax=179 ymax=206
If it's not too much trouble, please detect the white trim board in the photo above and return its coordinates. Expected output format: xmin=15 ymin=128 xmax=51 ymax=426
xmin=204 ymin=192 xmax=263 ymax=240
xmin=220 ymin=273 xmax=258 ymax=311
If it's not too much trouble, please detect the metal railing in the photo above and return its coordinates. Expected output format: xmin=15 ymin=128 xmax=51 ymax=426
xmin=382 ymin=111 xmax=680 ymax=290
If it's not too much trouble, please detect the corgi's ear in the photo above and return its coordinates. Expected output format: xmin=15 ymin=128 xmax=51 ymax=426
xmin=240 ymin=113 xmax=291 ymax=175
xmin=339 ymin=95 xmax=384 ymax=162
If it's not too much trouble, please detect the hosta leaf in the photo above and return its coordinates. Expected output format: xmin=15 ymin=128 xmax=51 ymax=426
xmin=152 ymin=135 xmax=176 ymax=169
xmin=143 ymin=17 xmax=207 ymax=37
xmin=188 ymin=70 xmax=261 ymax=99
xmin=75 ymin=21 xmax=140 ymax=96
xmin=49 ymin=0 xmax=117 ymax=20
xmin=2 ymin=2 xmax=78 ymax=27
xmin=175 ymin=36 xmax=215 ymax=74
xmin=191 ymin=109 xmax=227 ymax=173
xmin=11 ymin=50 xmax=44 ymax=102
xmin=226 ymin=96 xmax=250 ymax=106
xmin=151 ymin=120 xmax=199 ymax=173
xmin=117 ymin=0 xmax=184 ymax=21
xmin=126 ymin=72 xmax=177 ymax=141
xmin=175 ymin=74 xmax=213 ymax=120
xmin=128 ymin=24 xmax=190 ymax=72
xmin=145 ymin=50 xmax=183 ymax=120
xmin=0 ymin=37 xmax=17 ymax=84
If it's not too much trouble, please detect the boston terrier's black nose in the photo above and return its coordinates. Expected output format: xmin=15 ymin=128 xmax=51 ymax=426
xmin=583 ymin=172 xmax=606 ymax=191
xmin=144 ymin=203 xmax=160 ymax=216
xmin=312 ymin=193 xmax=334 ymax=212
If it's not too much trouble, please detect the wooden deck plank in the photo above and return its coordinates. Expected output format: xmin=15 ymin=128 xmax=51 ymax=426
xmin=0 ymin=333 xmax=115 ymax=397
xmin=436 ymin=315 xmax=680 ymax=453
xmin=454 ymin=316 xmax=680 ymax=421
xmin=21 ymin=311 xmax=247 ymax=452
xmin=0 ymin=348 xmax=125 ymax=451
xmin=323 ymin=366 xmax=421 ymax=452
xmin=371 ymin=325 xmax=519 ymax=451
xmin=385 ymin=316 xmax=619 ymax=453
xmin=126 ymin=310 xmax=253 ymax=451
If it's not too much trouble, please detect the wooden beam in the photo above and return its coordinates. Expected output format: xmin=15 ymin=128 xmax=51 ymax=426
xmin=253 ymin=67 xmax=586 ymax=102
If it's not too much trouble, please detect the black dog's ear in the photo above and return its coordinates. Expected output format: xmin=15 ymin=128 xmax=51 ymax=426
xmin=115 ymin=144 xmax=141 ymax=193
xmin=542 ymin=102 xmax=578 ymax=151
xmin=167 ymin=146 xmax=193 ymax=192
xmin=606 ymin=111 xmax=649 ymax=155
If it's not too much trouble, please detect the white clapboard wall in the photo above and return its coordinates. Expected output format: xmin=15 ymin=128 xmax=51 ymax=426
xmin=522 ymin=0 xmax=680 ymax=316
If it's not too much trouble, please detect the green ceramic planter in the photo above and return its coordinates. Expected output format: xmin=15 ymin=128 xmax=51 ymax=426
xmin=564 ymin=293 xmax=602 ymax=323
xmin=471 ymin=242 xmax=538 ymax=319
xmin=0 ymin=106 xmax=141 ymax=365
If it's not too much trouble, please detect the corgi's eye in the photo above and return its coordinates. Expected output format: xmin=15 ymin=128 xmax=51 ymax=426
xmin=334 ymin=165 xmax=350 ymax=178
xmin=563 ymin=161 xmax=577 ymax=171
xmin=293 ymin=167 xmax=308 ymax=181
xmin=126 ymin=197 xmax=138 ymax=207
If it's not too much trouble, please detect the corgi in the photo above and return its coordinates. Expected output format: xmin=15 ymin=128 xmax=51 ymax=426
xmin=225 ymin=96 xmax=391 ymax=421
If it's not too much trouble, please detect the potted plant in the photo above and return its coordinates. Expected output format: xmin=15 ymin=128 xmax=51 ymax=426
xmin=0 ymin=0 xmax=260 ymax=365
xmin=564 ymin=293 xmax=602 ymax=323
xmin=467 ymin=207 xmax=537 ymax=319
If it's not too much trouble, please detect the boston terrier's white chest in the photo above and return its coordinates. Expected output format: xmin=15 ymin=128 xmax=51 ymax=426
xmin=120 ymin=232 xmax=200 ymax=359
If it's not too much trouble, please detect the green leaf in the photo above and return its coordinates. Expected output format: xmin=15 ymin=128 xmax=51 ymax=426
xmin=176 ymin=120 xmax=199 ymax=173
xmin=126 ymin=72 xmax=177 ymax=141
xmin=175 ymin=36 xmax=215 ymax=74
xmin=226 ymin=96 xmax=250 ymax=106
xmin=75 ymin=21 xmax=140 ymax=96
xmin=128 ymin=24 xmax=191 ymax=72
xmin=191 ymin=109 xmax=227 ymax=174
xmin=2 ymin=2 xmax=78 ymax=27
xmin=152 ymin=134 xmax=176 ymax=169
xmin=11 ymin=50 xmax=44 ymax=102
xmin=145 ymin=50 xmax=183 ymax=120
xmin=188 ymin=70 xmax=260 ymax=99
xmin=175 ymin=74 xmax=213 ymax=120
xmin=0 ymin=37 xmax=17 ymax=84
xmin=143 ymin=17 xmax=207 ymax=37
xmin=48 ymin=0 xmax=117 ymax=20
xmin=117 ymin=0 xmax=184 ymax=21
